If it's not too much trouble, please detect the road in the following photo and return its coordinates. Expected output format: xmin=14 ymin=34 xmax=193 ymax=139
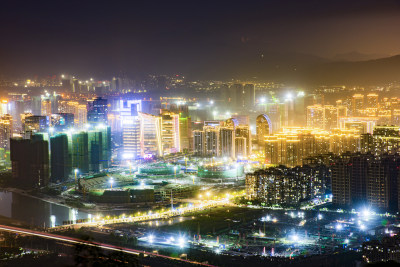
xmin=0 ymin=224 xmax=216 ymax=267
xmin=53 ymin=198 xmax=231 ymax=230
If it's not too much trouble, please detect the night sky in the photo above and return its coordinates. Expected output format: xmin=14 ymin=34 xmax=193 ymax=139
xmin=1 ymin=0 xmax=400 ymax=79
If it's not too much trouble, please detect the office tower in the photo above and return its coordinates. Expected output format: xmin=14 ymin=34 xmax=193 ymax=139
xmin=51 ymin=113 xmax=74 ymax=131
xmin=138 ymin=112 xmax=162 ymax=157
xmin=24 ymin=115 xmax=49 ymax=133
xmin=204 ymin=126 xmax=219 ymax=156
xmin=87 ymin=97 xmax=108 ymax=126
xmin=243 ymin=84 xmax=255 ymax=110
xmin=10 ymin=137 xmax=49 ymax=187
xmin=0 ymin=114 xmax=12 ymax=150
xmin=352 ymin=94 xmax=364 ymax=115
xmin=160 ymin=110 xmax=180 ymax=155
xmin=219 ymin=126 xmax=235 ymax=158
xmin=120 ymin=99 xmax=142 ymax=159
xmin=193 ymin=130 xmax=205 ymax=156
xmin=366 ymin=93 xmax=379 ymax=108
xmin=256 ymin=114 xmax=272 ymax=148
xmin=50 ymin=133 xmax=70 ymax=183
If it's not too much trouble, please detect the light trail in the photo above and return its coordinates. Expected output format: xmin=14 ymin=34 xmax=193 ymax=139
xmin=0 ymin=224 xmax=216 ymax=267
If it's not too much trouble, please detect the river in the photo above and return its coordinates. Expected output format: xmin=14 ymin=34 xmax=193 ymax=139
xmin=0 ymin=191 xmax=90 ymax=227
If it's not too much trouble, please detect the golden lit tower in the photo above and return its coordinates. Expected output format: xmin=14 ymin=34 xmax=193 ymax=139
xmin=352 ymin=94 xmax=364 ymax=115
xmin=256 ymin=114 xmax=272 ymax=148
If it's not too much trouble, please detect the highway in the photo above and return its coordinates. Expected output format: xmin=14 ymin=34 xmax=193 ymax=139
xmin=0 ymin=224 xmax=216 ymax=267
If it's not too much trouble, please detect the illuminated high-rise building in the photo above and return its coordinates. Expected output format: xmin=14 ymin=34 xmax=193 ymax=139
xmin=219 ymin=126 xmax=235 ymax=158
xmin=226 ymin=118 xmax=252 ymax=156
xmin=352 ymin=94 xmax=364 ymax=115
xmin=75 ymin=104 xmax=88 ymax=128
xmin=160 ymin=110 xmax=180 ymax=155
xmin=193 ymin=130 xmax=205 ymax=156
xmin=306 ymin=104 xmax=324 ymax=129
xmin=0 ymin=114 xmax=12 ymax=150
xmin=41 ymin=98 xmax=51 ymax=116
xmin=51 ymin=113 xmax=74 ymax=131
xmin=87 ymin=97 xmax=108 ymax=126
xmin=324 ymin=105 xmax=338 ymax=130
xmin=366 ymin=93 xmax=379 ymax=108
xmin=372 ymin=126 xmax=400 ymax=155
xmin=138 ymin=112 xmax=162 ymax=157
xmin=256 ymin=114 xmax=272 ymax=148
xmin=204 ymin=125 xmax=219 ymax=156
xmin=330 ymin=129 xmax=360 ymax=154
xmin=24 ymin=115 xmax=49 ymax=133
xmin=179 ymin=115 xmax=192 ymax=153
xmin=120 ymin=100 xmax=142 ymax=159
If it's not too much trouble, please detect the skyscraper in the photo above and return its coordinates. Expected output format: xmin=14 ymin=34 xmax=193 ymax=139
xmin=256 ymin=114 xmax=272 ymax=149
xmin=138 ymin=112 xmax=162 ymax=157
xmin=87 ymin=97 xmax=108 ymax=126
xmin=160 ymin=110 xmax=180 ymax=155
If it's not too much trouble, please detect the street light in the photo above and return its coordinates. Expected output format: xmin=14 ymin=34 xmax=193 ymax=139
xmin=109 ymin=177 xmax=114 ymax=189
xmin=128 ymin=161 xmax=132 ymax=175
xmin=74 ymin=169 xmax=79 ymax=187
